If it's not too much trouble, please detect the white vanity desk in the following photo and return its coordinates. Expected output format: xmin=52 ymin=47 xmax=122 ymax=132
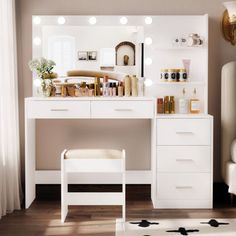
xmin=25 ymin=97 xmax=213 ymax=209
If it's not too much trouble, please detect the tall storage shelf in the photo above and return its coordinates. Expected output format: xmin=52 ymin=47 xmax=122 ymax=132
xmin=145 ymin=14 xmax=208 ymax=114
xmin=149 ymin=15 xmax=213 ymax=209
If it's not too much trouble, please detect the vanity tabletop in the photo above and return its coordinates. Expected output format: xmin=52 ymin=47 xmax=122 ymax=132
xmin=25 ymin=96 xmax=156 ymax=101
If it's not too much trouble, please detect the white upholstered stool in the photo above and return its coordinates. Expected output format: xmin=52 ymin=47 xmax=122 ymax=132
xmin=61 ymin=149 xmax=126 ymax=223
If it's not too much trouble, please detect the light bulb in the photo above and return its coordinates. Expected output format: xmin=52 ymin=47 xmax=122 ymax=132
xmin=33 ymin=16 xmax=41 ymax=25
xmin=57 ymin=16 xmax=66 ymax=25
xmin=33 ymin=37 xmax=41 ymax=46
xmin=89 ymin=17 xmax=97 ymax=25
xmin=144 ymin=79 xmax=153 ymax=87
xmin=145 ymin=57 xmax=152 ymax=65
xmin=120 ymin=17 xmax=128 ymax=25
xmin=145 ymin=16 xmax=152 ymax=25
xmin=145 ymin=37 xmax=153 ymax=45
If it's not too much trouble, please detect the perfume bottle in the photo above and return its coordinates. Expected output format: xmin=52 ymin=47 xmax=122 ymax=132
xmin=108 ymin=82 xmax=113 ymax=96
xmin=190 ymin=88 xmax=200 ymax=113
xmin=124 ymin=75 xmax=131 ymax=96
xmin=164 ymin=96 xmax=170 ymax=114
xmin=169 ymin=96 xmax=175 ymax=114
xmin=131 ymin=75 xmax=138 ymax=96
xmin=118 ymin=81 xmax=124 ymax=97
xmin=94 ymin=77 xmax=101 ymax=96
xmin=112 ymin=82 xmax=117 ymax=96
xmin=179 ymin=88 xmax=189 ymax=114
xmin=103 ymin=75 xmax=109 ymax=96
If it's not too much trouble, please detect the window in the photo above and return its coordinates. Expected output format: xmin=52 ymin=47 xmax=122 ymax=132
xmin=47 ymin=36 xmax=76 ymax=76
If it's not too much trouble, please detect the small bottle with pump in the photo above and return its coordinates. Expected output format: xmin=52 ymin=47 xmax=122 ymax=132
xmin=190 ymin=88 xmax=200 ymax=113
xmin=94 ymin=77 xmax=101 ymax=96
xmin=179 ymin=88 xmax=189 ymax=114
xmin=131 ymin=75 xmax=138 ymax=96
xmin=112 ymin=82 xmax=117 ymax=96
xmin=103 ymin=76 xmax=109 ymax=96
xmin=124 ymin=75 xmax=131 ymax=96
xmin=108 ymin=82 xmax=113 ymax=96
xmin=118 ymin=81 xmax=124 ymax=97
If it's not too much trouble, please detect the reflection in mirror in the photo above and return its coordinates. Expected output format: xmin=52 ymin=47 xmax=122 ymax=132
xmin=32 ymin=16 xmax=149 ymax=96
xmin=41 ymin=25 xmax=143 ymax=76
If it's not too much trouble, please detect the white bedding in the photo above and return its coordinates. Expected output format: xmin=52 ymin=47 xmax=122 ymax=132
xmin=230 ymin=139 xmax=236 ymax=163
xmin=227 ymin=161 xmax=236 ymax=195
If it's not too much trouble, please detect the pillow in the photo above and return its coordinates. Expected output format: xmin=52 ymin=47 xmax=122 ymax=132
xmin=231 ymin=139 xmax=236 ymax=163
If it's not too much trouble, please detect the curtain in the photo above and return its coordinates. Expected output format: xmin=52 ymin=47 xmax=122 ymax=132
xmin=0 ymin=0 xmax=21 ymax=219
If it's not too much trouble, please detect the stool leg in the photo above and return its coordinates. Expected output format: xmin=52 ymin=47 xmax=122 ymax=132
xmin=61 ymin=172 xmax=68 ymax=222
xmin=122 ymin=150 xmax=126 ymax=224
xmin=61 ymin=154 xmax=68 ymax=223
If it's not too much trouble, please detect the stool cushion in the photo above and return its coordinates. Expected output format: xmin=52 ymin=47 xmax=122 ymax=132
xmin=64 ymin=149 xmax=122 ymax=160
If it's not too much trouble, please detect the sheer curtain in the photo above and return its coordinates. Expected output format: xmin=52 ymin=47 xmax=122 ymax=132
xmin=0 ymin=0 xmax=21 ymax=219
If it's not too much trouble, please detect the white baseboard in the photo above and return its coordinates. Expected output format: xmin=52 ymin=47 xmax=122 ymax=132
xmin=35 ymin=170 xmax=152 ymax=184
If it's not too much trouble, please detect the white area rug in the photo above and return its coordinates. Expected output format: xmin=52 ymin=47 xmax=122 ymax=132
xmin=116 ymin=219 xmax=236 ymax=236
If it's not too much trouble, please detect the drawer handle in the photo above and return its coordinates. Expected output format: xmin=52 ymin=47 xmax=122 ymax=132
xmin=114 ymin=108 xmax=133 ymax=112
xmin=176 ymin=158 xmax=194 ymax=162
xmin=176 ymin=186 xmax=193 ymax=189
xmin=176 ymin=131 xmax=194 ymax=134
xmin=50 ymin=109 xmax=69 ymax=112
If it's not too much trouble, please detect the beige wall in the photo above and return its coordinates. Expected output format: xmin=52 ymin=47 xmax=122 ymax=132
xmin=16 ymin=0 xmax=236 ymax=182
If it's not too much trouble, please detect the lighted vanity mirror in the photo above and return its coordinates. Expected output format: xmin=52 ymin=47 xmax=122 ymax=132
xmin=32 ymin=15 xmax=151 ymax=95
xmin=32 ymin=15 xmax=208 ymax=105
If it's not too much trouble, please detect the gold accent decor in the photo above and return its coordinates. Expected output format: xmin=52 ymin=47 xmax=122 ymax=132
xmin=222 ymin=10 xmax=236 ymax=45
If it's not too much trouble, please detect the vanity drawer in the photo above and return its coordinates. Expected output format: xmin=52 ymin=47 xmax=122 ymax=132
xmin=157 ymin=173 xmax=211 ymax=200
xmin=26 ymin=101 xmax=90 ymax=118
xmin=91 ymin=100 xmax=154 ymax=118
xmin=157 ymin=118 xmax=211 ymax=145
xmin=157 ymin=146 xmax=211 ymax=173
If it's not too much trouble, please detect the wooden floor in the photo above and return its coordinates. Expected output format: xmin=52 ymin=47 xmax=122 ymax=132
xmin=0 ymin=185 xmax=236 ymax=236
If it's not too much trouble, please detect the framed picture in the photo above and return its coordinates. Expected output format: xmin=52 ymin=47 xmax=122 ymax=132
xmin=78 ymin=51 xmax=88 ymax=61
xmin=87 ymin=51 xmax=97 ymax=61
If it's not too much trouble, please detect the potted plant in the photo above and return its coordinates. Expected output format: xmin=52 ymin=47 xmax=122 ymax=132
xmin=28 ymin=57 xmax=57 ymax=96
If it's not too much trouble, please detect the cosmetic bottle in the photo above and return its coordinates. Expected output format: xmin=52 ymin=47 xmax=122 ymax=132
xmin=118 ymin=81 xmax=124 ymax=97
xmin=168 ymin=69 xmax=176 ymax=82
xmin=164 ymin=96 xmax=170 ymax=114
xmin=79 ymin=82 xmax=88 ymax=96
xmin=124 ymin=75 xmax=131 ymax=96
xmin=169 ymin=96 xmax=175 ymax=114
xmin=103 ymin=75 xmax=109 ymax=96
xmin=190 ymin=88 xmax=200 ymax=113
xmin=179 ymin=88 xmax=189 ymax=114
xmin=131 ymin=75 xmax=138 ymax=96
xmin=179 ymin=69 xmax=188 ymax=82
xmin=157 ymin=98 xmax=164 ymax=114
xmin=75 ymin=85 xmax=80 ymax=97
xmin=108 ymin=82 xmax=113 ymax=96
xmin=112 ymin=82 xmax=117 ymax=96
xmin=88 ymin=84 xmax=95 ymax=97
xmin=61 ymin=85 xmax=67 ymax=97
xmin=94 ymin=77 xmax=101 ymax=96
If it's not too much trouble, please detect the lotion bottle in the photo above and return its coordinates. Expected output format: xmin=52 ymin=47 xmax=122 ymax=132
xmin=178 ymin=88 xmax=189 ymax=114
xmin=190 ymin=88 xmax=200 ymax=113
xmin=131 ymin=75 xmax=138 ymax=96
xmin=124 ymin=75 xmax=131 ymax=96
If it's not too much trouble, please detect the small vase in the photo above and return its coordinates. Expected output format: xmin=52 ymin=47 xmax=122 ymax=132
xmin=41 ymin=79 xmax=53 ymax=97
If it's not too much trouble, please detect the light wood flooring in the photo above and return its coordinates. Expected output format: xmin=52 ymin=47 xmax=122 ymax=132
xmin=0 ymin=184 xmax=236 ymax=236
